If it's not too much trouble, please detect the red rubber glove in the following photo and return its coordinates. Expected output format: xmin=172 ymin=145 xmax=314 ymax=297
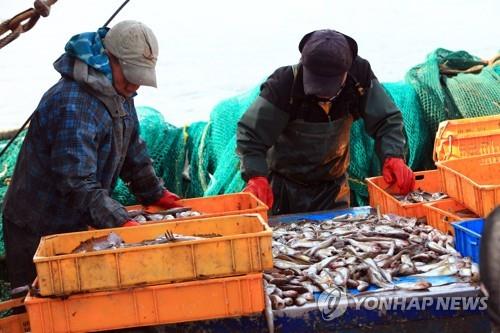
xmin=122 ymin=220 xmax=140 ymax=227
xmin=382 ymin=157 xmax=415 ymax=195
xmin=243 ymin=176 xmax=274 ymax=208
xmin=151 ymin=189 xmax=182 ymax=209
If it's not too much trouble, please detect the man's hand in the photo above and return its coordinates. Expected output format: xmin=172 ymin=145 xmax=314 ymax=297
xmin=243 ymin=176 xmax=274 ymax=208
xmin=122 ymin=220 xmax=140 ymax=227
xmin=150 ymin=189 xmax=182 ymax=209
xmin=382 ymin=157 xmax=415 ymax=195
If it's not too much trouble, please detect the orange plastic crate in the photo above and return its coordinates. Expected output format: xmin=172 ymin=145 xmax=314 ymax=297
xmin=436 ymin=153 xmax=500 ymax=217
xmin=127 ymin=192 xmax=268 ymax=222
xmin=34 ymin=214 xmax=272 ymax=296
xmin=424 ymin=198 xmax=479 ymax=235
xmin=0 ymin=297 xmax=30 ymax=333
xmin=433 ymin=114 xmax=500 ymax=162
xmin=25 ymin=273 xmax=264 ymax=333
xmin=366 ymin=170 xmax=444 ymax=218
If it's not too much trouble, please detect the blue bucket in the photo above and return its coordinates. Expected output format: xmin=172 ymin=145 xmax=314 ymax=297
xmin=452 ymin=218 xmax=484 ymax=263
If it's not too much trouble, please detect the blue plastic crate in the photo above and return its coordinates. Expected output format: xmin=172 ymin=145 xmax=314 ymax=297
xmin=452 ymin=218 xmax=484 ymax=263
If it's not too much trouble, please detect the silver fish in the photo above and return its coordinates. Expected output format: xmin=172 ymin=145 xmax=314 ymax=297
xmin=415 ymin=263 xmax=458 ymax=276
xmin=282 ymin=290 xmax=298 ymax=298
xmin=304 ymin=236 xmax=338 ymax=257
xmin=397 ymin=280 xmax=432 ymax=291
xmin=270 ymin=294 xmax=285 ymax=310
xmin=134 ymin=215 xmax=147 ymax=223
xmin=72 ymin=232 xmax=124 ymax=253
xmin=264 ymin=282 xmax=275 ymax=333
xmin=427 ymin=241 xmax=449 ymax=255
xmin=269 ymin=213 xmax=470 ymax=310
xmin=346 ymin=239 xmax=382 ymax=253
xmin=289 ymin=239 xmax=322 ymax=249
xmin=274 ymin=259 xmax=310 ymax=271
xmin=295 ymin=297 xmax=307 ymax=306
xmin=357 ymin=280 xmax=370 ymax=292
xmin=302 ymin=292 xmax=315 ymax=302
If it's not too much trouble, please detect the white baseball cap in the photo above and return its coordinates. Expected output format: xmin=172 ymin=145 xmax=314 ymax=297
xmin=103 ymin=20 xmax=159 ymax=87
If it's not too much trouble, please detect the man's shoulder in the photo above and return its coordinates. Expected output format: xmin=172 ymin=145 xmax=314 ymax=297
xmin=266 ymin=65 xmax=295 ymax=86
xmin=36 ymin=78 xmax=104 ymax=123
xmin=261 ymin=65 xmax=295 ymax=94
xmin=51 ymin=76 xmax=88 ymax=95
xmin=259 ymin=65 xmax=296 ymax=109
xmin=350 ymin=56 xmax=371 ymax=74
xmin=349 ymin=56 xmax=373 ymax=86
xmin=43 ymin=77 xmax=101 ymax=108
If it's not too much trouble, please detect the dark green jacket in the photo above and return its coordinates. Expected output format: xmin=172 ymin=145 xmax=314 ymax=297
xmin=237 ymin=57 xmax=406 ymax=182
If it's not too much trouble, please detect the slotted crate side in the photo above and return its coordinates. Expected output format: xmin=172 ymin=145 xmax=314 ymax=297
xmin=34 ymin=214 xmax=272 ymax=296
xmin=424 ymin=199 xmax=479 ymax=235
xmin=127 ymin=192 xmax=268 ymax=223
xmin=433 ymin=114 xmax=500 ymax=162
xmin=26 ymin=274 xmax=264 ymax=333
xmin=0 ymin=297 xmax=30 ymax=333
xmin=367 ymin=170 xmax=443 ymax=218
xmin=0 ymin=314 xmax=29 ymax=333
xmin=437 ymin=153 xmax=500 ymax=217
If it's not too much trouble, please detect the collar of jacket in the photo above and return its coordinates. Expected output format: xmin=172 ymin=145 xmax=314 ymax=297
xmin=73 ymin=59 xmax=129 ymax=118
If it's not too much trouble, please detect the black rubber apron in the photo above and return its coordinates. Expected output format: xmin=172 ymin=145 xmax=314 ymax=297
xmin=266 ymin=64 xmax=356 ymax=215
xmin=268 ymin=111 xmax=353 ymax=215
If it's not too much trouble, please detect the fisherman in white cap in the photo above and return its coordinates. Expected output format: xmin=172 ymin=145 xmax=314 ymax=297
xmin=2 ymin=21 xmax=181 ymax=290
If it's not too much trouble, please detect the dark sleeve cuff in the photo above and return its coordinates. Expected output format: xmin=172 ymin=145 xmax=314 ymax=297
xmin=88 ymin=193 xmax=130 ymax=229
xmin=128 ymin=164 xmax=165 ymax=205
xmin=240 ymin=154 xmax=269 ymax=181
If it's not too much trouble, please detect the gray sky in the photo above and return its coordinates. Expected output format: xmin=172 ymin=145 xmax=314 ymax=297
xmin=0 ymin=0 xmax=498 ymax=129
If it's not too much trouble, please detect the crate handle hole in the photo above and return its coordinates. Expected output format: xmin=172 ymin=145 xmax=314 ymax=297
xmin=415 ymin=175 xmax=425 ymax=181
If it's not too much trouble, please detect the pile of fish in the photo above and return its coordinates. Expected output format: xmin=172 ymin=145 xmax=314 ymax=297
xmin=70 ymin=230 xmax=220 ymax=254
xmin=127 ymin=207 xmax=202 ymax=223
xmin=266 ymin=213 xmax=477 ymax=310
xmin=393 ymin=189 xmax=448 ymax=203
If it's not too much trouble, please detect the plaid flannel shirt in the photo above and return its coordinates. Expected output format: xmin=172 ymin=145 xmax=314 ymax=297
xmin=3 ymin=54 xmax=164 ymax=235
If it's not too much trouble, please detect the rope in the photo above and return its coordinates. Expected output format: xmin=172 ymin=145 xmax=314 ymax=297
xmin=489 ymin=53 xmax=500 ymax=67
xmin=0 ymin=0 xmax=58 ymax=50
xmin=102 ymin=0 xmax=131 ymax=28
xmin=197 ymin=122 xmax=212 ymax=191
xmin=348 ymin=176 xmax=367 ymax=186
xmin=0 ymin=112 xmax=33 ymax=160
